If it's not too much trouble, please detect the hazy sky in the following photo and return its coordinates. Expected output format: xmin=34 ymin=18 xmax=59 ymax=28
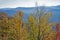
xmin=0 ymin=0 xmax=60 ymax=8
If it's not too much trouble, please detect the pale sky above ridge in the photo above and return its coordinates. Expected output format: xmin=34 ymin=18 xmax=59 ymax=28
xmin=0 ymin=0 xmax=60 ymax=8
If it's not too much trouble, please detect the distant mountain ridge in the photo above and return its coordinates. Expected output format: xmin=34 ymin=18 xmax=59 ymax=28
xmin=0 ymin=5 xmax=60 ymax=22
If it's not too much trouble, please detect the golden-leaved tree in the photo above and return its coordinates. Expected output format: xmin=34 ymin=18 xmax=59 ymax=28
xmin=13 ymin=11 xmax=29 ymax=40
xmin=40 ymin=13 xmax=56 ymax=40
xmin=27 ymin=15 xmax=38 ymax=40
xmin=0 ymin=12 xmax=20 ymax=40
xmin=13 ymin=11 xmax=23 ymax=40
xmin=0 ymin=12 xmax=9 ymax=40
xmin=27 ymin=11 xmax=56 ymax=40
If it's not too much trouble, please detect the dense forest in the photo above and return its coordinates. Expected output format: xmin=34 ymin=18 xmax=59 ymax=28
xmin=0 ymin=9 xmax=60 ymax=40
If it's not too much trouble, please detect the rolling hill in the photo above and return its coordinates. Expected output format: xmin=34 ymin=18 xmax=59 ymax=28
xmin=0 ymin=6 xmax=60 ymax=22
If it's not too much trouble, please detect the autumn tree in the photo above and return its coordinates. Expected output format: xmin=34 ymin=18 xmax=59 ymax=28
xmin=0 ymin=12 xmax=19 ymax=40
xmin=27 ymin=14 xmax=38 ymax=40
xmin=27 ymin=5 xmax=54 ymax=40
xmin=13 ymin=11 xmax=25 ymax=40
xmin=0 ymin=12 xmax=9 ymax=40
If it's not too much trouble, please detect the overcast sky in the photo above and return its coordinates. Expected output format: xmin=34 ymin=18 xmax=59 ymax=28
xmin=0 ymin=0 xmax=60 ymax=8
